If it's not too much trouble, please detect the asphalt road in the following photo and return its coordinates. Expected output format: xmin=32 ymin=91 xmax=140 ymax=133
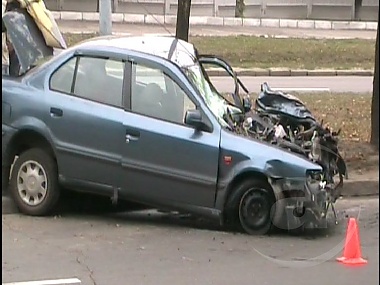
xmin=210 ymin=76 xmax=373 ymax=94
xmin=58 ymin=21 xmax=377 ymax=40
xmin=2 ymin=197 xmax=378 ymax=285
xmin=105 ymin=72 xmax=373 ymax=93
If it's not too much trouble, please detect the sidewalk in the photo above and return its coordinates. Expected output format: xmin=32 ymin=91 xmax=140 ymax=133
xmin=57 ymin=19 xmax=377 ymax=40
xmin=53 ymin=11 xmax=378 ymax=32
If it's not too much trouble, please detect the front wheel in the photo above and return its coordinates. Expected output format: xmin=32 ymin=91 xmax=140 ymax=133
xmin=226 ymin=178 xmax=276 ymax=235
xmin=9 ymin=148 xmax=60 ymax=216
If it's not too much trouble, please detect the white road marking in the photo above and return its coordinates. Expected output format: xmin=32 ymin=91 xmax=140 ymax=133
xmin=270 ymin=87 xmax=331 ymax=92
xmin=2 ymin=278 xmax=81 ymax=285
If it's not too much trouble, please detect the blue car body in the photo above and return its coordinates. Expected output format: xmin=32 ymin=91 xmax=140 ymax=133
xmin=2 ymin=23 xmax=328 ymax=232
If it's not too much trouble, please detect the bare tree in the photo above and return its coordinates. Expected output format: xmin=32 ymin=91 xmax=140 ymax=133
xmin=370 ymin=9 xmax=379 ymax=149
xmin=176 ymin=0 xmax=192 ymax=42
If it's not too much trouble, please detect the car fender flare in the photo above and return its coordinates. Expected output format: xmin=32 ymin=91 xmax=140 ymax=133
xmin=215 ymin=159 xmax=288 ymax=226
xmin=7 ymin=116 xmax=58 ymax=161
xmin=215 ymin=159 xmax=285 ymax=209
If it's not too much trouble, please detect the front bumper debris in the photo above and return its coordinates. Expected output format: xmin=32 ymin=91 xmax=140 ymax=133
xmin=276 ymin=177 xmax=335 ymax=230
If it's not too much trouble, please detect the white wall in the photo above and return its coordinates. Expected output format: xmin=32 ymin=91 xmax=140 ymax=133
xmin=44 ymin=0 xmax=379 ymax=21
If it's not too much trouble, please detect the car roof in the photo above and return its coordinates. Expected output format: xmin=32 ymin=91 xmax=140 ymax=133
xmin=76 ymin=35 xmax=198 ymax=68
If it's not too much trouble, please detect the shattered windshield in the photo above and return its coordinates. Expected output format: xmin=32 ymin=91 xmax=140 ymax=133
xmin=184 ymin=63 xmax=238 ymax=128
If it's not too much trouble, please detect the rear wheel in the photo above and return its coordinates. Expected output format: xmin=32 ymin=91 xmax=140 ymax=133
xmin=226 ymin=178 xmax=276 ymax=235
xmin=9 ymin=148 xmax=60 ymax=216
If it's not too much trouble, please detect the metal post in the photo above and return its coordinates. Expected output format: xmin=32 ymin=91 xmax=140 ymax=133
xmin=261 ymin=0 xmax=267 ymax=17
xmin=112 ymin=0 xmax=119 ymax=13
xmin=99 ymin=0 xmax=112 ymax=36
xmin=307 ymin=0 xmax=313 ymax=19
xmin=58 ymin=0 xmax=64 ymax=10
xmin=213 ymin=0 xmax=217 ymax=17
xmin=164 ymin=0 xmax=170 ymax=15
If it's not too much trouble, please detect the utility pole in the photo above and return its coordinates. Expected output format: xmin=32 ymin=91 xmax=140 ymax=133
xmin=99 ymin=0 xmax=112 ymax=36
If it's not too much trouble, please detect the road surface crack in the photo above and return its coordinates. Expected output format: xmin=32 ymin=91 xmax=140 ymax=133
xmin=75 ymin=251 xmax=97 ymax=285
xmin=3 ymin=218 xmax=97 ymax=283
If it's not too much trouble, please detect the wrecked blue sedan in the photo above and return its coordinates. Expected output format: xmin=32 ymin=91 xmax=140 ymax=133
xmin=2 ymin=17 xmax=332 ymax=234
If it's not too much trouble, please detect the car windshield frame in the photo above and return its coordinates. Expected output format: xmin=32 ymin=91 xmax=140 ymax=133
xmin=182 ymin=61 xmax=241 ymax=129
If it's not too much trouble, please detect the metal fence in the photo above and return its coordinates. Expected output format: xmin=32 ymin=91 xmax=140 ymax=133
xmin=45 ymin=0 xmax=379 ymax=21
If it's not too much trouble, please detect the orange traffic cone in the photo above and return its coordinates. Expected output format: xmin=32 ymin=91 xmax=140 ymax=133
xmin=336 ymin=218 xmax=368 ymax=265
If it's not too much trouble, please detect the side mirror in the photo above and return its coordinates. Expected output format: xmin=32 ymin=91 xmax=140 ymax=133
xmin=242 ymin=97 xmax=252 ymax=113
xmin=185 ymin=109 xmax=211 ymax=132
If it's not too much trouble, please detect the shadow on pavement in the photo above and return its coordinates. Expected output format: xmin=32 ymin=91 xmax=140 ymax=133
xmin=56 ymin=191 xmax=344 ymax=240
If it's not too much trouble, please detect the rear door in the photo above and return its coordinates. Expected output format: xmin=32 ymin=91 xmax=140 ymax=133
xmin=45 ymin=53 xmax=127 ymax=195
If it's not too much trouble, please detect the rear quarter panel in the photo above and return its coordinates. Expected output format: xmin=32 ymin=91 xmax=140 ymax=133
xmin=2 ymin=76 xmax=57 ymax=157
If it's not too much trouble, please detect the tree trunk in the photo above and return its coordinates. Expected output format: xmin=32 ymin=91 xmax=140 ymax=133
xmin=175 ymin=0 xmax=192 ymax=42
xmin=235 ymin=0 xmax=245 ymax=17
xmin=370 ymin=9 xmax=379 ymax=149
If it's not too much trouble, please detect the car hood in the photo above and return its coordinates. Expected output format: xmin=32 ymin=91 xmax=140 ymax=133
xmin=220 ymin=130 xmax=322 ymax=179
xmin=3 ymin=9 xmax=53 ymax=75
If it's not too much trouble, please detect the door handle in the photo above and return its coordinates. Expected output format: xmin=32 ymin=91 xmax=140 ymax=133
xmin=50 ymin=107 xmax=63 ymax=117
xmin=125 ymin=128 xmax=140 ymax=143
xmin=125 ymin=134 xmax=139 ymax=143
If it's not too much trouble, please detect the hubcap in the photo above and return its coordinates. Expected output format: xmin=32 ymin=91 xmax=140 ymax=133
xmin=17 ymin=160 xmax=48 ymax=206
xmin=239 ymin=189 xmax=270 ymax=231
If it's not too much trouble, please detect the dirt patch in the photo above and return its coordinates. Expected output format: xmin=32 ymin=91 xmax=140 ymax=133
xmin=342 ymin=141 xmax=379 ymax=177
xmin=296 ymin=92 xmax=378 ymax=176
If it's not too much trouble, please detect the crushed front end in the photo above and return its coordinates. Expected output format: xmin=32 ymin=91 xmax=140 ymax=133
xmin=270 ymin=170 xmax=335 ymax=231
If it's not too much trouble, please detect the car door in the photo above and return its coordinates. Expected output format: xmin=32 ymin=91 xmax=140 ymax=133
xmin=120 ymin=58 xmax=221 ymax=209
xmin=45 ymin=54 xmax=127 ymax=195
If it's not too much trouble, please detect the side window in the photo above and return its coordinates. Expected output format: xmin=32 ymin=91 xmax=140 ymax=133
xmin=131 ymin=63 xmax=196 ymax=124
xmin=50 ymin=56 xmax=125 ymax=108
xmin=50 ymin=57 xmax=76 ymax=94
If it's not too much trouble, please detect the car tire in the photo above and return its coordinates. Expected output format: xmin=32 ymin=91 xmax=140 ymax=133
xmin=226 ymin=178 xmax=276 ymax=235
xmin=9 ymin=148 xmax=60 ymax=216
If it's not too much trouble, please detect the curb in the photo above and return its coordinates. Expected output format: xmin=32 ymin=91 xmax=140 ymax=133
xmin=340 ymin=180 xmax=379 ymax=197
xmin=53 ymin=12 xmax=378 ymax=31
xmin=206 ymin=68 xmax=374 ymax=77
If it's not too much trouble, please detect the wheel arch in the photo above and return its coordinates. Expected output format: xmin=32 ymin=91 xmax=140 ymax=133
xmin=224 ymin=170 xmax=274 ymax=210
xmin=5 ymin=128 xmax=58 ymax=174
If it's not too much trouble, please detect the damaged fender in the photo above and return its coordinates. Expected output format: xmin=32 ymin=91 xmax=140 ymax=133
xmin=215 ymin=136 xmax=323 ymax=227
